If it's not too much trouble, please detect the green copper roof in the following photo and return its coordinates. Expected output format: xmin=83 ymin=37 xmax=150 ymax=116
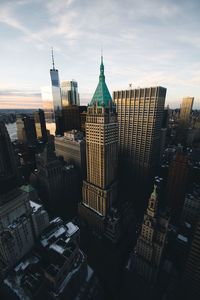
xmin=21 ymin=185 xmax=34 ymax=193
xmin=89 ymin=56 xmax=112 ymax=107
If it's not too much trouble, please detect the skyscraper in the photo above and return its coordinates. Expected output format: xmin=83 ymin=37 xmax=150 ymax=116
xmin=36 ymin=143 xmax=63 ymax=215
xmin=34 ymin=109 xmax=48 ymax=142
xmin=131 ymin=180 xmax=169 ymax=283
xmin=0 ymin=185 xmax=49 ymax=279
xmin=62 ymin=105 xmax=80 ymax=132
xmin=50 ymin=48 xmax=62 ymax=135
xmin=183 ymin=216 xmax=200 ymax=299
xmin=166 ymin=153 xmax=189 ymax=222
xmin=55 ymin=130 xmax=86 ymax=178
xmin=79 ymin=57 xmax=118 ymax=232
xmin=113 ymin=87 xmax=166 ymax=191
xmin=16 ymin=114 xmax=37 ymax=145
xmin=41 ymin=85 xmax=56 ymax=135
xmin=0 ymin=121 xmax=18 ymax=194
xmin=180 ymin=97 xmax=194 ymax=125
xmin=61 ymin=80 xmax=80 ymax=107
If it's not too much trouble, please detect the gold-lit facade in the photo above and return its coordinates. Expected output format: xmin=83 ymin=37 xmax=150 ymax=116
xmin=80 ymin=57 xmax=118 ymax=219
xmin=82 ymin=105 xmax=118 ymax=216
xmin=180 ymin=97 xmax=194 ymax=125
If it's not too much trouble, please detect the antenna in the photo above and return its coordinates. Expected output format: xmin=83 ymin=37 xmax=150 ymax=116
xmin=101 ymin=45 xmax=103 ymax=64
xmin=129 ymin=83 xmax=132 ymax=89
xmin=51 ymin=47 xmax=55 ymax=70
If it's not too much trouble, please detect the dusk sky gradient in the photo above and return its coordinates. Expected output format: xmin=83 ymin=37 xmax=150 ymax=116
xmin=0 ymin=0 xmax=200 ymax=109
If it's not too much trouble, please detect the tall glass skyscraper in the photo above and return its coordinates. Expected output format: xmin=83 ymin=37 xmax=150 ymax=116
xmin=50 ymin=49 xmax=62 ymax=135
xmin=61 ymin=80 xmax=80 ymax=107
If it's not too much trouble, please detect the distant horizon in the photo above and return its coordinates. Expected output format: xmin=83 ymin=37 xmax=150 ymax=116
xmin=0 ymin=93 xmax=199 ymax=110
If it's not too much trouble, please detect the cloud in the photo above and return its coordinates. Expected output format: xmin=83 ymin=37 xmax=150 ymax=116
xmin=0 ymin=89 xmax=41 ymax=97
xmin=0 ymin=1 xmax=52 ymax=50
xmin=0 ymin=0 xmax=200 ymax=110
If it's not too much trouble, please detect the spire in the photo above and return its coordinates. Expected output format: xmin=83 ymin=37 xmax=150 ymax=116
xmin=100 ymin=54 xmax=104 ymax=78
xmin=51 ymin=47 xmax=55 ymax=70
xmin=101 ymin=45 xmax=103 ymax=63
xmin=89 ymin=55 xmax=112 ymax=107
xmin=147 ymin=184 xmax=158 ymax=217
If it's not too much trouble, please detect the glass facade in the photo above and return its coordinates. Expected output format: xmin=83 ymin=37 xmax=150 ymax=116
xmin=41 ymin=86 xmax=56 ymax=135
xmin=61 ymin=80 xmax=80 ymax=108
xmin=50 ymin=69 xmax=62 ymax=115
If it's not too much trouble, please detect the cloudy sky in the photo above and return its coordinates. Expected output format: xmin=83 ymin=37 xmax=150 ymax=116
xmin=0 ymin=0 xmax=200 ymax=109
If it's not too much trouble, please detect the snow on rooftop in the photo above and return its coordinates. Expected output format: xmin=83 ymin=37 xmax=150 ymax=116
xmin=15 ymin=256 xmax=39 ymax=273
xmin=177 ymin=234 xmax=188 ymax=243
xmin=65 ymin=222 xmax=79 ymax=237
xmin=185 ymin=222 xmax=192 ymax=229
xmin=30 ymin=201 xmax=42 ymax=212
xmin=41 ymin=226 xmax=66 ymax=247
xmin=50 ymin=243 xmax=65 ymax=255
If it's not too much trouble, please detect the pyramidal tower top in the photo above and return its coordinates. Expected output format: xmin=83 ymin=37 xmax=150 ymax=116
xmin=89 ymin=56 xmax=112 ymax=108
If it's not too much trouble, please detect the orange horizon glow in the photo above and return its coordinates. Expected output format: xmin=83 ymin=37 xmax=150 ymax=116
xmin=0 ymin=95 xmax=42 ymax=109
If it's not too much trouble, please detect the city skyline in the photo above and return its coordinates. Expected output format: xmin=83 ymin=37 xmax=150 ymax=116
xmin=0 ymin=0 xmax=200 ymax=109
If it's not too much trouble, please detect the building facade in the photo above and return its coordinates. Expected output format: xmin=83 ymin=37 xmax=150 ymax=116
xmin=0 ymin=186 xmax=49 ymax=278
xmin=183 ymin=216 xmax=200 ymax=299
xmin=113 ymin=87 xmax=166 ymax=189
xmin=79 ymin=57 xmax=118 ymax=232
xmin=16 ymin=115 xmax=37 ymax=145
xmin=0 ymin=121 xmax=18 ymax=194
xmin=3 ymin=218 xmax=102 ymax=300
xmin=36 ymin=143 xmax=63 ymax=215
xmin=34 ymin=109 xmax=48 ymax=142
xmin=50 ymin=49 xmax=62 ymax=135
xmin=55 ymin=130 xmax=86 ymax=178
xmin=166 ymin=153 xmax=189 ymax=222
xmin=181 ymin=183 xmax=200 ymax=226
xmin=41 ymin=85 xmax=56 ymax=135
xmin=61 ymin=80 xmax=80 ymax=107
xmin=131 ymin=182 xmax=169 ymax=283
xmin=180 ymin=97 xmax=194 ymax=125
xmin=62 ymin=105 xmax=80 ymax=132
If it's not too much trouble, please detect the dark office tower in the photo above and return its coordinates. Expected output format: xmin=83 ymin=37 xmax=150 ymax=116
xmin=34 ymin=109 xmax=47 ymax=142
xmin=160 ymin=108 xmax=169 ymax=161
xmin=50 ymin=48 xmax=62 ymax=135
xmin=79 ymin=57 xmax=118 ymax=233
xmin=61 ymin=80 xmax=80 ymax=107
xmin=36 ymin=143 xmax=63 ymax=215
xmin=16 ymin=115 xmax=37 ymax=145
xmin=166 ymin=154 xmax=189 ymax=222
xmin=79 ymin=106 xmax=87 ymax=136
xmin=131 ymin=181 xmax=170 ymax=283
xmin=181 ymin=183 xmax=200 ymax=227
xmin=62 ymin=164 xmax=80 ymax=219
xmin=183 ymin=217 xmax=200 ymax=299
xmin=113 ymin=87 xmax=166 ymax=193
xmin=0 ymin=121 xmax=18 ymax=194
xmin=62 ymin=105 xmax=80 ymax=132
